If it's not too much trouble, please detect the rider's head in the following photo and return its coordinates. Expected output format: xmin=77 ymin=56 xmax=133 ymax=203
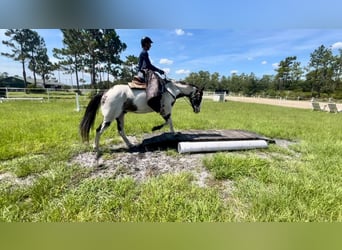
xmin=141 ymin=36 xmax=153 ymax=50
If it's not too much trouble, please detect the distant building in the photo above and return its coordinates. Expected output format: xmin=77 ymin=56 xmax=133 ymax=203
xmin=0 ymin=76 xmax=65 ymax=89
xmin=0 ymin=76 xmax=26 ymax=88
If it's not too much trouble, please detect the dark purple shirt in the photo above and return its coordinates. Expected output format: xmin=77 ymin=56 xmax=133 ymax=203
xmin=138 ymin=49 xmax=160 ymax=72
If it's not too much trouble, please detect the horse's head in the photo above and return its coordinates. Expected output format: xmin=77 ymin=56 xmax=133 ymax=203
xmin=189 ymin=87 xmax=204 ymax=113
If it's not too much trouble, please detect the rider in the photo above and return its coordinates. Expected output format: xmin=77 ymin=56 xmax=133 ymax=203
xmin=137 ymin=36 xmax=165 ymax=112
xmin=137 ymin=36 xmax=164 ymax=82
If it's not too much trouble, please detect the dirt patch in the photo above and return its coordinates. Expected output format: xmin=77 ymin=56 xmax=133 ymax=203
xmin=227 ymin=96 xmax=342 ymax=110
xmin=0 ymin=172 xmax=35 ymax=187
xmin=72 ymin=147 xmax=214 ymax=187
xmin=71 ymin=131 xmax=296 ymax=190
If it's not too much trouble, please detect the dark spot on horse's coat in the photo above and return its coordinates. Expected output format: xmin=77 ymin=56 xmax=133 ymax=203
xmin=123 ymin=99 xmax=137 ymax=112
xmin=96 ymin=121 xmax=111 ymax=132
xmin=101 ymin=94 xmax=107 ymax=105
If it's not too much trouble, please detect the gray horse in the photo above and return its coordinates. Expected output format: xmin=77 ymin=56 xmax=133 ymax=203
xmin=80 ymin=78 xmax=203 ymax=153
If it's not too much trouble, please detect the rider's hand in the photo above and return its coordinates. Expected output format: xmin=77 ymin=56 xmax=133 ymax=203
xmin=159 ymin=69 xmax=165 ymax=75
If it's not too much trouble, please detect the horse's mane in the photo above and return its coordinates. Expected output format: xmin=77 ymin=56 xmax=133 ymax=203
xmin=174 ymin=80 xmax=198 ymax=88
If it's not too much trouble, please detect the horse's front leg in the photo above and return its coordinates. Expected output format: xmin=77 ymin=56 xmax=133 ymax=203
xmin=152 ymin=114 xmax=174 ymax=133
xmin=116 ymin=112 xmax=134 ymax=148
xmin=167 ymin=114 xmax=175 ymax=133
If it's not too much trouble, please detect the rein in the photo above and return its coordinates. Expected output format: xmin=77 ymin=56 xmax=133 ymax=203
xmin=164 ymin=80 xmax=193 ymax=108
xmin=182 ymin=95 xmax=192 ymax=107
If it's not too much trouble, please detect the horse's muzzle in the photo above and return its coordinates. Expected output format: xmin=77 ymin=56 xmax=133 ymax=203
xmin=193 ymin=107 xmax=201 ymax=113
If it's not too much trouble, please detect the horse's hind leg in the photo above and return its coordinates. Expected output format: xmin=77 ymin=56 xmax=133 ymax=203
xmin=116 ymin=112 xmax=134 ymax=148
xmin=94 ymin=121 xmax=111 ymax=153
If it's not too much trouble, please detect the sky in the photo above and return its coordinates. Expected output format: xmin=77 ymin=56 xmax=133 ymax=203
xmin=0 ymin=1 xmax=342 ymax=86
xmin=1 ymin=29 xmax=342 ymax=86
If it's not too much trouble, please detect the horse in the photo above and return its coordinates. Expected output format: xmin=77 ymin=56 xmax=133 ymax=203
xmin=79 ymin=78 xmax=204 ymax=153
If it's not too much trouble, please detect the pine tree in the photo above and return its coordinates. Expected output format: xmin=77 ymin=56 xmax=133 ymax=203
xmin=1 ymin=29 xmax=35 ymax=88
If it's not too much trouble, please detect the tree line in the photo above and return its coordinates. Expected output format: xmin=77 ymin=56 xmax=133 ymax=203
xmin=1 ymin=29 xmax=134 ymax=89
xmin=1 ymin=29 xmax=52 ymax=88
xmin=184 ymin=46 xmax=342 ymax=99
xmin=2 ymin=29 xmax=342 ymax=99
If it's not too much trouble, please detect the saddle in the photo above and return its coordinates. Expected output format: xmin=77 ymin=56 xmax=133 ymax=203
xmin=128 ymin=71 xmax=164 ymax=113
xmin=128 ymin=77 xmax=147 ymax=89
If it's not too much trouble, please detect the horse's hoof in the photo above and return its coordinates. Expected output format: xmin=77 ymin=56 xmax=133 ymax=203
xmin=95 ymin=150 xmax=102 ymax=160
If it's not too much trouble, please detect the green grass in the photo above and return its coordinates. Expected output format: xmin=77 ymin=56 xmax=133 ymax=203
xmin=0 ymin=98 xmax=341 ymax=221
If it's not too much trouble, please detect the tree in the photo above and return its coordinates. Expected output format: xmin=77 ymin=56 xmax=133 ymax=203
xmin=0 ymin=72 xmax=9 ymax=79
xmin=307 ymin=45 xmax=334 ymax=96
xmin=184 ymin=71 xmax=210 ymax=90
xmin=81 ymin=29 xmax=104 ymax=88
xmin=1 ymin=29 xmax=35 ymax=88
xmin=332 ymin=48 xmax=342 ymax=91
xmin=27 ymin=30 xmax=47 ymax=86
xmin=210 ymin=72 xmax=220 ymax=91
xmin=259 ymin=74 xmax=274 ymax=94
xmin=53 ymin=29 xmax=85 ymax=90
xmin=53 ymin=29 xmax=127 ymax=89
xmin=100 ymin=29 xmax=127 ymax=81
xmin=35 ymin=40 xmax=54 ymax=87
xmin=275 ymin=56 xmax=303 ymax=91
xmin=243 ymin=73 xmax=258 ymax=96
xmin=220 ymin=75 xmax=230 ymax=92
xmin=228 ymin=73 xmax=241 ymax=93
xmin=124 ymin=55 xmax=139 ymax=79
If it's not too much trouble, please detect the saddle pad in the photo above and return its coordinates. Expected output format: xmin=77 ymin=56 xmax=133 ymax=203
xmin=128 ymin=80 xmax=147 ymax=89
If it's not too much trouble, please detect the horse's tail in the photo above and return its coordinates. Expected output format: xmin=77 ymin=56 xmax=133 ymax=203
xmin=79 ymin=93 xmax=104 ymax=142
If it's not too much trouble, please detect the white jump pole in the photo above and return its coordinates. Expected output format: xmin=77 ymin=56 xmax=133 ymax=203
xmin=178 ymin=140 xmax=268 ymax=154
xmin=75 ymin=92 xmax=80 ymax=112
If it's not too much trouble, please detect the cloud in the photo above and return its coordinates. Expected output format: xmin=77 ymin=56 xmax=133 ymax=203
xmin=261 ymin=60 xmax=267 ymax=65
xmin=162 ymin=68 xmax=171 ymax=74
xmin=176 ymin=69 xmax=190 ymax=74
xmin=175 ymin=29 xmax=185 ymax=36
xmin=272 ymin=63 xmax=279 ymax=69
xmin=174 ymin=29 xmax=193 ymax=36
xmin=159 ymin=58 xmax=173 ymax=65
xmin=332 ymin=42 xmax=342 ymax=49
xmin=230 ymin=70 xmax=238 ymax=74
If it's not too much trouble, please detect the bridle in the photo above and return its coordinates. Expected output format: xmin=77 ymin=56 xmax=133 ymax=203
xmin=162 ymin=75 xmax=198 ymax=109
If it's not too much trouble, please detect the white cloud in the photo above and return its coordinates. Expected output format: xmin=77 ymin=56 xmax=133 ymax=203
xmin=176 ymin=69 xmax=190 ymax=74
xmin=332 ymin=42 xmax=342 ymax=49
xmin=174 ymin=29 xmax=193 ymax=36
xmin=230 ymin=70 xmax=238 ymax=75
xmin=261 ymin=60 xmax=267 ymax=65
xmin=175 ymin=29 xmax=185 ymax=36
xmin=159 ymin=58 xmax=173 ymax=65
xmin=162 ymin=68 xmax=170 ymax=74
xmin=272 ymin=63 xmax=279 ymax=69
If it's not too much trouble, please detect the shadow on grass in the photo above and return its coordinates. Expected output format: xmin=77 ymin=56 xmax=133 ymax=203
xmin=108 ymin=129 xmax=275 ymax=154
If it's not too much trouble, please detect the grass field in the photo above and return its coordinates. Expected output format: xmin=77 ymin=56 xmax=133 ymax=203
xmin=0 ymin=97 xmax=341 ymax=221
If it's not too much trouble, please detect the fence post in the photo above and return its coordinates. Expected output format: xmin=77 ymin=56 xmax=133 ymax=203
xmin=75 ymin=92 xmax=80 ymax=112
xmin=47 ymin=88 xmax=50 ymax=102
